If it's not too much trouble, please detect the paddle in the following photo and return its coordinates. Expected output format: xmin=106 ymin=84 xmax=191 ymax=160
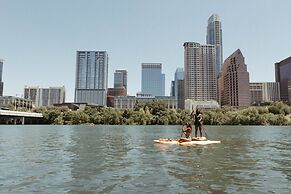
xmin=202 ymin=126 xmax=209 ymax=140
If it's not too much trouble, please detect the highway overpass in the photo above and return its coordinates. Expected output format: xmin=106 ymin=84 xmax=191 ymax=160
xmin=0 ymin=110 xmax=43 ymax=124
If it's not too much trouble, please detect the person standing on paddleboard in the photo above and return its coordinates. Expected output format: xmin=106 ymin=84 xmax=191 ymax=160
xmin=192 ymin=108 xmax=203 ymax=137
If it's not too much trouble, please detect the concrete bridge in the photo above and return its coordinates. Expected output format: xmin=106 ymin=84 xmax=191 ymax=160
xmin=0 ymin=110 xmax=43 ymax=124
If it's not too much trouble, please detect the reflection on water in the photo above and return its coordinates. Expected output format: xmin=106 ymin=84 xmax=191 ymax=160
xmin=0 ymin=125 xmax=290 ymax=193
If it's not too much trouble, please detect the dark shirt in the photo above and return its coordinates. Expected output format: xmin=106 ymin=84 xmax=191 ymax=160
xmin=194 ymin=113 xmax=203 ymax=126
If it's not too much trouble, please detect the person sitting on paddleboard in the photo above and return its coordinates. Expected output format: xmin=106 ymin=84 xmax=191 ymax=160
xmin=181 ymin=123 xmax=192 ymax=139
xmin=193 ymin=109 xmax=203 ymax=137
xmin=178 ymin=123 xmax=192 ymax=143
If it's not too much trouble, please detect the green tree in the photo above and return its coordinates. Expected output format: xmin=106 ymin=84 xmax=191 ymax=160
xmin=176 ymin=109 xmax=192 ymax=125
xmin=147 ymin=101 xmax=167 ymax=116
xmin=70 ymin=111 xmax=89 ymax=125
xmin=268 ymin=102 xmax=290 ymax=115
xmin=240 ymin=107 xmax=260 ymax=125
xmin=54 ymin=115 xmax=65 ymax=125
xmin=30 ymin=102 xmax=291 ymax=126
xmin=131 ymin=108 xmax=150 ymax=125
xmin=166 ymin=109 xmax=179 ymax=125
xmin=42 ymin=106 xmax=62 ymax=124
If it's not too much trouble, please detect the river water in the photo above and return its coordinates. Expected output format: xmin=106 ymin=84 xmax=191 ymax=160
xmin=0 ymin=125 xmax=290 ymax=193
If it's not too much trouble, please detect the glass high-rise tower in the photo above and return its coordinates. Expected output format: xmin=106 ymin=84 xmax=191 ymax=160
xmin=141 ymin=63 xmax=165 ymax=96
xmin=75 ymin=51 xmax=108 ymax=106
xmin=207 ymin=14 xmax=223 ymax=77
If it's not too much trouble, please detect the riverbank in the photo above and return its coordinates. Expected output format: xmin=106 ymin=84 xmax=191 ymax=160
xmin=30 ymin=101 xmax=291 ymax=126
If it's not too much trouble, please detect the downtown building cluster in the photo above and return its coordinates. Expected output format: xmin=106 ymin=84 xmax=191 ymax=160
xmin=171 ymin=14 xmax=291 ymax=110
xmin=73 ymin=12 xmax=290 ymax=110
xmin=1 ymin=14 xmax=291 ymax=110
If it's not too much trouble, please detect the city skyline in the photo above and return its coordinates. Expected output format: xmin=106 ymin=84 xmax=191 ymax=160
xmin=1 ymin=1 xmax=291 ymax=101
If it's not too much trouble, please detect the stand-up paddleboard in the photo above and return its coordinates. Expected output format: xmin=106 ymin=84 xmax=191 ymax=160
xmin=154 ymin=137 xmax=221 ymax=145
xmin=154 ymin=139 xmax=178 ymax=145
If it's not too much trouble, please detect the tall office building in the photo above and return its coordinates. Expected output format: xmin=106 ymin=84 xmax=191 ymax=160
xmin=170 ymin=81 xmax=175 ymax=97
xmin=207 ymin=14 xmax=223 ymax=77
xmin=0 ymin=59 xmax=4 ymax=96
xmin=24 ymin=86 xmax=65 ymax=107
xmin=249 ymin=82 xmax=280 ymax=105
xmin=75 ymin=51 xmax=108 ymax=106
xmin=174 ymin=68 xmax=185 ymax=109
xmin=141 ymin=63 xmax=165 ymax=96
xmin=171 ymin=69 xmax=184 ymax=97
xmin=114 ymin=69 xmax=127 ymax=95
xmin=275 ymin=56 xmax=291 ymax=103
xmin=218 ymin=49 xmax=250 ymax=107
xmin=184 ymin=42 xmax=217 ymax=102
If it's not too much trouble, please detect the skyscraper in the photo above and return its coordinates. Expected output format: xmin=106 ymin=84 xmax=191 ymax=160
xmin=75 ymin=51 xmax=108 ymax=106
xmin=24 ymin=86 xmax=65 ymax=107
xmin=141 ymin=63 xmax=165 ymax=96
xmin=184 ymin=42 xmax=217 ymax=102
xmin=275 ymin=56 xmax=291 ymax=103
xmin=207 ymin=14 xmax=223 ymax=77
xmin=170 ymin=80 xmax=175 ymax=97
xmin=218 ymin=49 xmax=250 ymax=107
xmin=0 ymin=59 xmax=4 ymax=96
xmin=174 ymin=68 xmax=185 ymax=109
xmin=114 ymin=69 xmax=127 ymax=95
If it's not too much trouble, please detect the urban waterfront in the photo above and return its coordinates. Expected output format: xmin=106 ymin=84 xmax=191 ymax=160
xmin=0 ymin=125 xmax=290 ymax=193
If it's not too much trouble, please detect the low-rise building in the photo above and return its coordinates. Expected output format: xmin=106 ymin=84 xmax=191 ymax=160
xmin=114 ymin=94 xmax=176 ymax=109
xmin=107 ymin=87 xmax=127 ymax=107
xmin=250 ymin=82 xmax=280 ymax=105
xmin=0 ymin=96 xmax=32 ymax=110
xmin=53 ymin=102 xmax=102 ymax=111
xmin=184 ymin=99 xmax=220 ymax=110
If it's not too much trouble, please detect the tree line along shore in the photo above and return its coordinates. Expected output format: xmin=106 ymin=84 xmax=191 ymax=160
xmin=29 ymin=101 xmax=291 ymax=125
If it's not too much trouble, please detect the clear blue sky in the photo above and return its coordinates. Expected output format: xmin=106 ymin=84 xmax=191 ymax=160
xmin=1 ymin=0 xmax=291 ymax=101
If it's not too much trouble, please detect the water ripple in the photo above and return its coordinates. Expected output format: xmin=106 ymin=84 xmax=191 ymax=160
xmin=0 ymin=125 xmax=290 ymax=193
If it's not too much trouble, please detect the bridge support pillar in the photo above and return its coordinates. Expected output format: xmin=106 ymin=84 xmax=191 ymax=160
xmin=22 ymin=117 xmax=25 ymax=125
